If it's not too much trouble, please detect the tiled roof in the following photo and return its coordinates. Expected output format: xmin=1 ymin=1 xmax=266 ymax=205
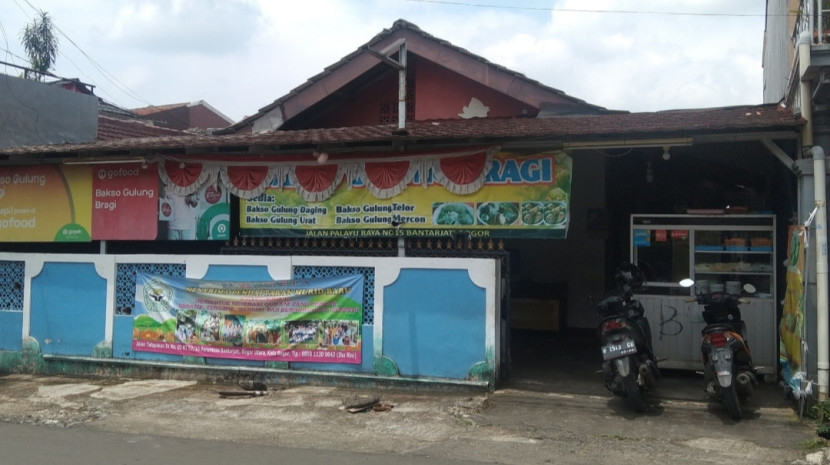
xmin=96 ymin=115 xmax=190 ymax=141
xmin=0 ymin=104 xmax=802 ymax=156
xmin=221 ymin=19 xmax=609 ymax=134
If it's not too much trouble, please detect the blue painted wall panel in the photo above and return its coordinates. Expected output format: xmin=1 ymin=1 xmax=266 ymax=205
xmin=0 ymin=311 xmax=22 ymax=351
xmin=384 ymin=269 xmax=485 ymax=379
xmin=30 ymin=262 xmax=107 ymax=356
xmin=200 ymin=265 xmax=274 ymax=281
xmin=113 ymin=316 xmax=135 ymax=358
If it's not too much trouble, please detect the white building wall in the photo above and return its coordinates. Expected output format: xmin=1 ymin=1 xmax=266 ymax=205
xmin=763 ymin=0 xmax=798 ymax=104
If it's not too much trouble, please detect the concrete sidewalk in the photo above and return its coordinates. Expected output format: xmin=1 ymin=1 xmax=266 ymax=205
xmin=0 ymin=369 xmax=825 ymax=465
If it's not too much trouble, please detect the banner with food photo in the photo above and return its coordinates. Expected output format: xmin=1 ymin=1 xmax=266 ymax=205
xmin=132 ymin=272 xmax=363 ymax=364
xmin=240 ymin=150 xmax=572 ymax=239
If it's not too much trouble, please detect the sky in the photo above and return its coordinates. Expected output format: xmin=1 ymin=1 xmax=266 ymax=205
xmin=0 ymin=0 xmax=768 ymax=123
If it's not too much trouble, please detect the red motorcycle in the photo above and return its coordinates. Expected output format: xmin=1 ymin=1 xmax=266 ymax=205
xmin=682 ymin=279 xmax=757 ymax=420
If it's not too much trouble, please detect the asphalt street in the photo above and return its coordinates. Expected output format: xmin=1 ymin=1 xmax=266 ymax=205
xmin=0 ymin=421 xmax=491 ymax=465
xmin=0 ymin=333 xmax=826 ymax=464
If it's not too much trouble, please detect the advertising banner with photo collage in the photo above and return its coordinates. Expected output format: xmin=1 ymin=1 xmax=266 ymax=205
xmin=132 ymin=272 xmax=363 ymax=364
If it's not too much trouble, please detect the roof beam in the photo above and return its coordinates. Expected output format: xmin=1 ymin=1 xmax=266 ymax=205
xmin=760 ymin=137 xmax=797 ymax=172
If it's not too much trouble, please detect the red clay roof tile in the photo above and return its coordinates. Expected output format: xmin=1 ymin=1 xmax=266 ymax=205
xmin=0 ymin=104 xmax=802 ymax=157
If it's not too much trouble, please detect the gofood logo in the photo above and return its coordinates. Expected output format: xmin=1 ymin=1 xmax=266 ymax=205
xmin=97 ymin=167 xmax=140 ymax=180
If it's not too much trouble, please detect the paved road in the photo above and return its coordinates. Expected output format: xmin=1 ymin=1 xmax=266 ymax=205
xmin=0 ymin=422 xmax=488 ymax=465
xmin=0 ymin=333 xmax=825 ymax=464
xmin=0 ymin=370 xmax=824 ymax=465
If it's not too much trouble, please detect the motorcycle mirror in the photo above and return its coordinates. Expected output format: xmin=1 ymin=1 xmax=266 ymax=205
xmin=743 ymin=283 xmax=756 ymax=294
xmin=679 ymin=278 xmax=695 ymax=288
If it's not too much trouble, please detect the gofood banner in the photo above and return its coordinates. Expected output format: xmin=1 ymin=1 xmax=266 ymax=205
xmin=0 ymin=164 xmax=229 ymax=242
xmin=0 ymin=165 xmax=93 ymax=241
xmin=241 ymin=151 xmax=572 ymax=239
xmin=132 ymin=272 xmax=363 ymax=364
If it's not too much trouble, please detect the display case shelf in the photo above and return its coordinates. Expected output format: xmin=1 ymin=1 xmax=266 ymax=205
xmin=694 ymin=271 xmax=772 ymax=276
xmin=694 ymin=249 xmax=771 ymax=254
xmin=630 ymin=214 xmax=776 ymax=375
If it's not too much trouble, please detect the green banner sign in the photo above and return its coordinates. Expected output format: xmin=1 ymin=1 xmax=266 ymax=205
xmin=241 ymin=151 xmax=572 ymax=239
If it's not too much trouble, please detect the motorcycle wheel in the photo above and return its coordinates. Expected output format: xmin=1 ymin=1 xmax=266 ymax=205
xmin=723 ymin=384 xmax=742 ymax=421
xmin=622 ymin=371 xmax=647 ymax=413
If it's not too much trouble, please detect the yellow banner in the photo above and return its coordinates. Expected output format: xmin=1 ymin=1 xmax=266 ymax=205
xmin=0 ymin=165 xmax=92 ymax=242
xmin=780 ymin=225 xmax=805 ymax=390
xmin=241 ymin=151 xmax=572 ymax=239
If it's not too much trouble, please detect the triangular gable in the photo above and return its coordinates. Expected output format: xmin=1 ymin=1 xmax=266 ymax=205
xmin=221 ymin=19 xmax=611 ymax=135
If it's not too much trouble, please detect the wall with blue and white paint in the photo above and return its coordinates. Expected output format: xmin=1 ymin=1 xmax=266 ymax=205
xmin=0 ymin=253 xmax=500 ymax=388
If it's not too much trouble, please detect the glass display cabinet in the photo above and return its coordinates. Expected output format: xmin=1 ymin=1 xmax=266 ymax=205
xmin=629 ymin=214 xmax=777 ymax=375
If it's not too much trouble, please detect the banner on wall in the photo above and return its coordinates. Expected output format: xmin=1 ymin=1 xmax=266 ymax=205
xmin=92 ymin=164 xmax=159 ymax=240
xmin=158 ymin=182 xmax=230 ymax=241
xmin=240 ymin=151 xmax=572 ymax=239
xmin=132 ymin=272 xmax=363 ymax=364
xmin=0 ymin=165 xmax=93 ymax=241
xmin=780 ymin=225 xmax=806 ymax=393
xmin=0 ymin=149 xmax=570 ymax=241
xmin=0 ymin=163 xmax=230 ymax=242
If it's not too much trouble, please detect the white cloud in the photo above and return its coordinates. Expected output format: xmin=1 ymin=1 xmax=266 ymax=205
xmin=0 ymin=0 xmax=766 ymax=121
xmin=107 ymin=0 xmax=260 ymax=55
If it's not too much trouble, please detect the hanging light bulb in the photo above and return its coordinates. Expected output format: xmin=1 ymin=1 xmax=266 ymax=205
xmin=662 ymin=145 xmax=671 ymax=161
xmin=316 ymin=152 xmax=329 ymax=164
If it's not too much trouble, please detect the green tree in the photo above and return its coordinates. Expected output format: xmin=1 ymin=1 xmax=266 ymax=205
xmin=19 ymin=11 xmax=58 ymax=81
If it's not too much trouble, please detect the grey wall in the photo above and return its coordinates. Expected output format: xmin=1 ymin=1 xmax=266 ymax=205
xmin=0 ymin=74 xmax=98 ymax=149
xmin=509 ymin=150 xmax=607 ymax=330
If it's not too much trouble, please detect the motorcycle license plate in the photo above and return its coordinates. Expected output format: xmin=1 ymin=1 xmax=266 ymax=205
xmin=601 ymin=339 xmax=636 ymax=360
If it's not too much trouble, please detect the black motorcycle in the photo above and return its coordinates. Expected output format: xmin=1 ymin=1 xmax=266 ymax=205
xmin=683 ymin=279 xmax=757 ymax=420
xmin=597 ymin=263 xmax=660 ymax=412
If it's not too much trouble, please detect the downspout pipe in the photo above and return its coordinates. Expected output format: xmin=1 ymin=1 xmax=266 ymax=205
xmin=800 ymin=34 xmax=814 ymax=147
xmin=798 ymin=32 xmax=828 ymax=400
xmin=397 ymin=41 xmax=407 ymax=131
xmin=813 ymin=145 xmax=829 ymax=401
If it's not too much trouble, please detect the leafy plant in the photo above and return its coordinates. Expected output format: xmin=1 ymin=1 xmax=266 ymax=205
xmin=800 ymin=437 xmax=829 ymax=450
xmin=19 ymin=10 xmax=58 ymax=81
xmin=808 ymin=399 xmax=830 ymax=439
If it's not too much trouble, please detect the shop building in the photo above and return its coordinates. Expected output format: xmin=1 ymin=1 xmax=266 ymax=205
xmin=0 ymin=20 xmax=803 ymax=391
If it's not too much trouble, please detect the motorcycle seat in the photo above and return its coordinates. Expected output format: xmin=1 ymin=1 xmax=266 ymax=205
xmin=701 ymin=323 xmax=741 ymax=335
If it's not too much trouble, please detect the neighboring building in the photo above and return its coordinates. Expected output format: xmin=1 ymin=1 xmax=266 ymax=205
xmin=763 ymin=0 xmax=800 ymax=104
xmin=133 ymin=101 xmax=234 ymax=132
xmin=0 ymin=74 xmax=98 ymax=149
xmin=96 ymin=115 xmax=190 ymax=141
xmin=0 ymin=20 xmax=805 ymax=392
xmin=764 ymin=0 xmax=830 ymax=402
